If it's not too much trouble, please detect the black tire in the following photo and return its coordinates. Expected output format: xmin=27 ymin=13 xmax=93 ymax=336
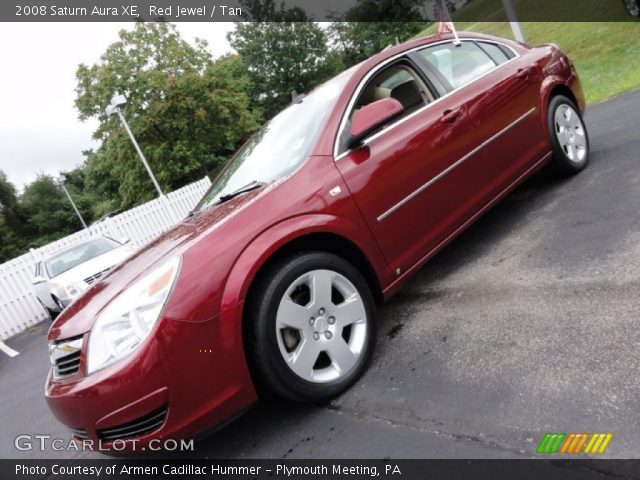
xmin=547 ymin=95 xmax=590 ymax=177
xmin=47 ymin=307 xmax=60 ymax=321
xmin=37 ymin=298 xmax=59 ymax=321
xmin=245 ymin=251 xmax=376 ymax=403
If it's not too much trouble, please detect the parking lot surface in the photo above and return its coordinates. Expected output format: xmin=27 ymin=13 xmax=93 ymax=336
xmin=1 ymin=90 xmax=639 ymax=459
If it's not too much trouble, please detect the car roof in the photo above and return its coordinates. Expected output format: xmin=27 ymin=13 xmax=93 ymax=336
xmin=354 ymin=31 xmax=517 ymax=78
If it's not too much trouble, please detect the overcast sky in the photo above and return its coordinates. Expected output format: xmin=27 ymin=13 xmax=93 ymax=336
xmin=0 ymin=22 xmax=235 ymax=191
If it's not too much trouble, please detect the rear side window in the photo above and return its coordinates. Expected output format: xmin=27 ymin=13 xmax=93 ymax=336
xmin=417 ymin=41 xmax=498 ymax=90
xmin=477 ymin=41 xmax=511 ymax=65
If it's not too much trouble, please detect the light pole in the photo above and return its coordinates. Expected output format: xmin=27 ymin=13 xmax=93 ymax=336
xmin=106 ymin=94 xmax=164 ymax=197
xmin=55 ymin=175 xmax=87 ymax=229
xmin=501 ymin=0 xmax=526 ymax=43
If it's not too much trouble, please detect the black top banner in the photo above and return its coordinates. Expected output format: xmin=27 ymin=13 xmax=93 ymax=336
xmin=2 ymin=0 xmax=640 ymax=22
xmin=3 ymin=459 xmax=640 ymax=480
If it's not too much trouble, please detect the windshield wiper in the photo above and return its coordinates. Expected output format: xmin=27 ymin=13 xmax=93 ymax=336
xmin=218 ymin=180 xmax=265 ymax=204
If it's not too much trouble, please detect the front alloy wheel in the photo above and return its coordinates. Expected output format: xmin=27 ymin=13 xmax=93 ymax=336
xmin=246 ymin=252 xmax=376 ymax=403
xmin=276 ymin=269 xmax=368 ymax=383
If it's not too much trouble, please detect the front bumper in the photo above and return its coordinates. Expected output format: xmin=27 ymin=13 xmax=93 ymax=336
xmin=45 ymin=303 xmax=256 ymax=453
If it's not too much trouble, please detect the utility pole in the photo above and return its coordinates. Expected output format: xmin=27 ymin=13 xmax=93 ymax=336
xmin=106 ymin=94 xmax=164 ymax=197
xmin=502 ymin=0 xmax=526 ymax=43
xmin=55 ymin=175 xmax=87 ymax=229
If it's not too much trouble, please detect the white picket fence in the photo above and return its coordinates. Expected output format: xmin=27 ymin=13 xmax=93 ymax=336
xmin=0 ymin=176 xmax=212 ymax=340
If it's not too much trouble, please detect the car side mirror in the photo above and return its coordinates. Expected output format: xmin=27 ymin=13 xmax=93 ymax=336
xmin=348 ymin=97 xmax=404 ymax=149
xmin=120 ymin=237 xmax=131 ymax=245
xmin=32 ymin=276 xmax=46 ymax=285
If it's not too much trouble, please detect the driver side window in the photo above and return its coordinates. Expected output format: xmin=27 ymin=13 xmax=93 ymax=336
xmin=339 ymin=61 xmax=434 ymax=154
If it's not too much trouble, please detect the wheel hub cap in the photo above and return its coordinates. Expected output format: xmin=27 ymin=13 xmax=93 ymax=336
xmin=313 ymin=313 xmax=330 ymax=335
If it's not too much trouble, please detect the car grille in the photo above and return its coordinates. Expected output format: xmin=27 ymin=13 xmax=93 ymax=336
xmin=53 ymin=351 xmax=81 ymax=378
xmin=84 ymin=267 xmax=112 ymax=285
xmin=69 ymin=427 xmax=88 ymax=439
xmin=49 ymin=337 xmax=83 ymax=379
xmin=97 ymin=405 xmax=168 ymax=441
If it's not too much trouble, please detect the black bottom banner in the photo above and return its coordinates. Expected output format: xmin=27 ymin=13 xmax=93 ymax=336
xmin=3 ymin=459 xmax=640 ymax=480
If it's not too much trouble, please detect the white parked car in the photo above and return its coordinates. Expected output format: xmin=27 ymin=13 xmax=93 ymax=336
xmin=32 ymin=236 xmax=134 ymax=320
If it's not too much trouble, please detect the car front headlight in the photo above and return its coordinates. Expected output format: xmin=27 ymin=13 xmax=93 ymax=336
xmin=55 ymin=281 xmax=89 ymax=301
xmin=60 ymin=282 xmax=89 ymax=299
xmin=86 ymin=256 xmax=181 ymax=375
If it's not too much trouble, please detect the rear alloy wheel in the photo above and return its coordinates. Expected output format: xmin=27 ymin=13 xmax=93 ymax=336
xmin=547 ymin=95 xmax=590 ymax=176
xmin=246 ymin=252 xmax=376 ymax=403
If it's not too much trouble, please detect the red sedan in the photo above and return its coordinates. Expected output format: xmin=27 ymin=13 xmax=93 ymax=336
xmin=46 ymin=32 xmax=589 ymax=450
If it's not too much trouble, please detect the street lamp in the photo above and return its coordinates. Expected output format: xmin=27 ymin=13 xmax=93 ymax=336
xmin=55 ymin=175 xmax=87 ymax=229
xmin=501 ymin=0 xmax=526 ymax=43
xmin=106 ymin=94 xmax=164 ymax=197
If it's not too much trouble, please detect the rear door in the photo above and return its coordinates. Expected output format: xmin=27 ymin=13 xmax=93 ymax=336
xmin=414 ymin=40 xmax=546 ymax=211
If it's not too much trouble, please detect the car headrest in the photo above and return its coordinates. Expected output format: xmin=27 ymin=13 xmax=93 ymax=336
xmin=372 ymin=86 xmax=391 ymax=101
xmin=390 ymin=81 xmax=423 ymax=110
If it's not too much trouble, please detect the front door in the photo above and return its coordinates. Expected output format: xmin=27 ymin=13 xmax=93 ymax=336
xmin=334 ymin=57 xmax=485 ymax=276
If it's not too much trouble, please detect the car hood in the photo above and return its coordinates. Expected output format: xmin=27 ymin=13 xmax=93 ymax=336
xmin=49 ymin=246 xmax=132 ymax=288
xmin=48 ymin=189 xmax=265 ymax=341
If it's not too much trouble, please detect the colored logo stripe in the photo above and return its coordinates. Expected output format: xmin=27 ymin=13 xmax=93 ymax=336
xmin=560 ymin=433 xmax=588 ymax=454
xmin=537 ymin=433 xmax=613 ymax=454
xmin=584 ymin=433 xmax=613 ymax=454
xmin=537 ymin=433 xmax=565 ymax=453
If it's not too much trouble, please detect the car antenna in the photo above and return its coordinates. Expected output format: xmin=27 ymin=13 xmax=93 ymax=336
xmin=436 ymin=0 xmax=462 ymax=46
xmin=291 ymin=90 xmax=305 ymax=103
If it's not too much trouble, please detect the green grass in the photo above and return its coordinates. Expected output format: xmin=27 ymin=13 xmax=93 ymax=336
xmin=434 ymin=0 xmax=634 ymax=22
xmin=416 ymin=1 xmax=640 ymax=104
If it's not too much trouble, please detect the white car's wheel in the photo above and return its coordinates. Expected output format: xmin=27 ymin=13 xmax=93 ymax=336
xmin=37 ymin=298 xmax=59 ymax=321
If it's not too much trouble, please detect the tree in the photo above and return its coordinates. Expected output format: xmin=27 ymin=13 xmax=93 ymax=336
xmin=76 ymin=22 xmax=257 ymax=209
xmin=329 ymin=0 xmax=427 ymax=67
xmin=0 ymin=171 xmax=96 ymax=261
xmin=0 ymin=217 xmax=16 ymax=263
xmin=19 ymin=175 xmax=83 ymax=248
xmin=0 ymin=171 xmax=23 ymax=232
xmin=0 ymin=171 xmax=24 ymax=262
xmin=235 ymin=0 xmax=311 ymax=22
xmin=228 ymin=16 xmax=343 ymax=120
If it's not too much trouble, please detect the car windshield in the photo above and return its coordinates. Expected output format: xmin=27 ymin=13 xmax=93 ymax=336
xmin=45 ymin=237 xmax=121 ymax=278
xmin=196 ymin=70 xmax=352 ymax=211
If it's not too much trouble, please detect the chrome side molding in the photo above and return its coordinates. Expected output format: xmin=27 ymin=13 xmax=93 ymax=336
xmin=377 ymin=107 xmax=537 ymax=222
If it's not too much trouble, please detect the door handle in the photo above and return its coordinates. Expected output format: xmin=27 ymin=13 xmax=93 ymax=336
xmin=441 ymin=108 xmax=462 ymax=124
xmin=516 ymin=67 xmax=530 ymax=80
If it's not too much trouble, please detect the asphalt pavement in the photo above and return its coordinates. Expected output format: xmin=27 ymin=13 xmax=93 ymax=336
xmin=1 ymin=90 xmax=639 ymax=459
